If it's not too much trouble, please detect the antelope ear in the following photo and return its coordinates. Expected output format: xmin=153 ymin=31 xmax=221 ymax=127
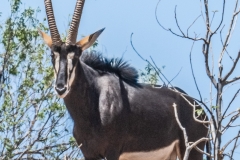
xmin=38 ymin=29 xmax=52 ymax=48
xmin=76 ymin=28 xmax=105 ymax=51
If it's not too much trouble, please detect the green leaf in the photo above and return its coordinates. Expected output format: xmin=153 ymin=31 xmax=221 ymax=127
xmin=196 ymin=109 xmax=203 ymax=116
xmin=211 ymin=106 xmax=219 ymax=110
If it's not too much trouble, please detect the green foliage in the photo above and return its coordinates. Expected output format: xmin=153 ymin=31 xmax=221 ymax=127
xmin=92 ymin=40 xmax=99 ymax=48
xmin=0 ymin=0 xmax=81 ymax=159
xmin=211 ymin=106 xmax=219 ymax=110
xmin=139 ymin=63 xmax=159 ymax=85
xmin=196 ymin=108 xmax=204 ymax=116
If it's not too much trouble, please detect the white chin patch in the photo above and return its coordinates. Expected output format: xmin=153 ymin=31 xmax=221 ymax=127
xmin=56 ymin=88 xmax=71 ymax=98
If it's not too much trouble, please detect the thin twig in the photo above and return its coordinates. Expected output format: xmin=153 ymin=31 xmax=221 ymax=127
xmin=221 ymin=130 xmax=240 ymax=152
xmin=154 ymin=0 xmax=207 ymax=43
xmin=219 ymin=0 xmax=238 ymax=65
xmin=168 ymin=67 xmax=182 ymax=85
xmin=149 ymin=56 xmax=169 ymax=85
xmin=212 ymin=0 xmax=226 ymax=35
xmin=230 ymin=131 xmax=240 ymax=160
xmin=155 ymin=0 xmax=168 ymax=31
xmin=222 ymin=112 xmax=240 ymax=133
xmin=220 ymin=25 xmax=233 ymax=61
xmin=222 ymin=88 xmax=240 ymax=120
xmin=222 ymin=51 xmax=240 ymax=83
xmin=174 ymin=6 xmax=185 ymax=36
xmin=210 ymin=11 xmax=217 ymax=27
xmin=130 ymin=33 xmax=167 ymax=85
xmin=225 ymin=75 xmax=240 ymax=85
xmin=189 ymin=40 xmax=202 ymax=101
xmin=187 ymin=15 xmax=201 ymax=37
xmin=172 ymin=103 xmax=211 ymax=160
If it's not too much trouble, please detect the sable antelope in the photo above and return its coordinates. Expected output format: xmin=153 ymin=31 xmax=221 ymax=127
xmin=39 ymin=0 xmax=208 ymax=159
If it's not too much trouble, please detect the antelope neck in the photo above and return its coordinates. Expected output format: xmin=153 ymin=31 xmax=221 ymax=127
xmin=63 ymin=60 xmax=100 ymax=126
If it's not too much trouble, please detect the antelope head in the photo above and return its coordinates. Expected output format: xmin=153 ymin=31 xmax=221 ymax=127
xmin=39 ymin=0 xmax=104 ymax=98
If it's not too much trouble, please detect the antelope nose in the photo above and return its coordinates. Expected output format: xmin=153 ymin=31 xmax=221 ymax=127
xmin=55 ymin=84 xmax=67 ymax=95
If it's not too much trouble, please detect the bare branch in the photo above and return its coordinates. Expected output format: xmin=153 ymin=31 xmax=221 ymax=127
xmin=194 ymin=144 xmax=213 ymax=158
xmin=220 ymin=25 xmax=233 ymax=61
xmin=230 ymin=131 xmax=240 ymax=159
xmin=199 ymin=0 xmax=206 ymax=26
xmin=155 ymin=0 xmax=207 ymax=43
xmin=222 ymin=88 xmax=240 ymax=120
xmin=187 ymin=15 xmax=201 ymax=37
xmin=224 ymin=110 xmax=239 ymax=119
xmin=204 ymin=0 xmax=210 ymax=30
xmin=222 ymin=112 xmax=240 ymax=133
xmin=148 ymin=56 xmax=166 ymax=84
xmin=201 ymin=0 xmax=220 ymax=89
xmin=172 ymin=103 xmax=211 ymax=160
xmin=219 ymin=1 xmax=239 ymax=65
xmin=222 ymin=51 xmax=240 ymax=83
xmin=189 ymin=41 xmax=203 ymax=101
xmin=225 ymin=75 xmax=240 ymax=84
xmin=180 ymin=96 xmax=210 ymax=124
xmin=222 ymin=130 xmax=240 ymax=152
xmin=130 ymin=33 xmax=167 ymax=85
xmin=204 ymin=53 xmax=217 ymax=88
xmin=14 ymin=143 xmax=71 ymax=156
xmin=169 ymin=87 xmax=216 ymax=129
xmin=227 ymin=124 xmax=240 ymax=128
xmin=210 ymin=10 xmax=217 ymax=27
xmin=172 ymin=103 xmax=189 ymax=145
xmin=155 ymin=0 xmax=168 ymax=31
xmin=168 ymin=28 xmax=207 ymax=43
xmin=174 ymin=6 xmax=185 ymax=36
xmin=168 ymin=67 xmax=182 ymax=85
xmin=212 ymin=0 xmax=226 ymax=34
xmin=17 ymin=112 xmax=53 ymax=159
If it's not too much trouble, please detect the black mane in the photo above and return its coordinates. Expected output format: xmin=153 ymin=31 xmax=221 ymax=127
xmin=81 ymin=51 xmax=139 ymax=86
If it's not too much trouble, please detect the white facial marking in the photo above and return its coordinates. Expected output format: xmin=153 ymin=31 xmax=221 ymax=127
xmin=67 ymin=52 xmax=75 ymax=59
xmin=67 ymin=52 xmax=76 ymax=88
xmin=67 ymin=52 xmax=74 ymax=71
xmin=68 ymin=66 xmax=76 ymax=87
xmin=119 ymin=140 xmax=181 ymax=160
xmin=53 ymin=52 xmax=69 ymax=98
xmin=56 ymin=52 xmax=76 ymax=99
xmin=54 ymin=52 xmax=60 ymax=78
xmin=56 ymin=65 xmax=75 ymax=98
xmin=53 ymin=52 xmax=78 ymax=98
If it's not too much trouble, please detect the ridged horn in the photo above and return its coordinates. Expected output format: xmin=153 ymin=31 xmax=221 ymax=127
xmin=66 ymin=0 xmax=85 ymax=45
xmin=44 ymin=0 xmax=62 ymax=46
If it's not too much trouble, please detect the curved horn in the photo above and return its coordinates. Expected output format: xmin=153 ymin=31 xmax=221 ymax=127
xmin=44 ymin=0 xmax=62 ymax=46
xmin=66 ymin=0 xmax=85 ymax=45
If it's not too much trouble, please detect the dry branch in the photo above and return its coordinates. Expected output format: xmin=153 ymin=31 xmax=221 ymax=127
xmin=172 ymin=103 xmax=211 ymax=160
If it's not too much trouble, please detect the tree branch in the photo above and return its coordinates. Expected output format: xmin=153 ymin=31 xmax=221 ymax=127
xmin=172 ymin=103 xmax=211 ymax=160
xmin=225 ymin=75 xmax=240 ymax=84
xmin=221 ymin=130 xmax=240 ymax=152
xmin=222 ymin=51 xmax=240 ymax=83
xmin=219 ymin=0 xmax=238 ymax=66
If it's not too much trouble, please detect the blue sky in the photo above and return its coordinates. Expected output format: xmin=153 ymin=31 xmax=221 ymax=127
xmin=1 ymin=0 xmax=240 ymax=158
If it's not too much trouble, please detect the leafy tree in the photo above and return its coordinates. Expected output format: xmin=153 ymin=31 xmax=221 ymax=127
xmin=139 ymin=64 xmax=159 ymax=85
xmin=0 ymin=0 xmax=81 ymax=159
